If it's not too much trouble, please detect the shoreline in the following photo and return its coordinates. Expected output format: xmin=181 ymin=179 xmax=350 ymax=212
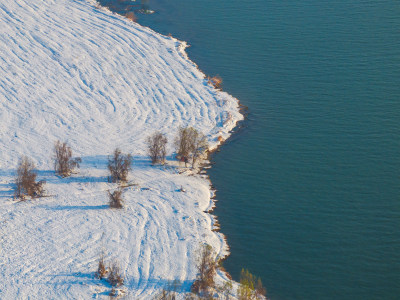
xmin=90 ymin=0 xmax=248 ymax=264
xmin=91 ymin=0 xmax=246 ymax=288
xmin=0 ymin=0 xmax=244 ymax=297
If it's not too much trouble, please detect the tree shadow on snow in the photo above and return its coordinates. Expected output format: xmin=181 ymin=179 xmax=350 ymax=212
xmin=80 ymin=154 xmax=152 ymax=170
xmin=127 ymin=277 xmax=194 ymax=293
xmin=42 ymin=204 xmax=109 ymax=211
xmin=50 ymin=272 xmax=195 ymax=296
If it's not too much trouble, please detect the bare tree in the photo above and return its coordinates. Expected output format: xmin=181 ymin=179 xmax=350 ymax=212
xmin=191 ymin=244 xmax=216 ymax=297
xmin=95 ymin=252 xmax=108 ymax=279
xmin=14 ymin=156 xmax=45 ymax=200
xmin=175 ymin=127 xmax=193 ymax=166
xmin=108 ymin=189 xmax=124 ymax=209
xmin=175 ymin=127 xmax=209 ymax=168
xmin=108 ymin=261 xmax=124 ymax=287
xmin=54 ymin=140 xmax=81 ymax=177
xmin=190 ymin=131 xmax=209 ymax=168
xmin=147 ymin=132 xmax=168 ymax=165
xmin=108 ymin=148 xmax=132 ymax=183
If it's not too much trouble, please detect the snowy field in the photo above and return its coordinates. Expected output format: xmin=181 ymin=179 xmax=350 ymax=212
xmin=0 ymin=0 xmax=242 ymax=298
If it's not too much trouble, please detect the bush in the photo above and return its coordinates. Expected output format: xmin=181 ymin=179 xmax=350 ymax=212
xmin=175 ymin=127 xmax=209 ymax=168
xmin=125 ymin=11 xmax=137 ymax=22
xmin=108 ymin=261 xmax=124 ymax=287
xmin=147 ymin=132 xmax=168 ymax=165
xmin=108 ymin=189 xmax=124 ymax=209
xmin=238 ymin=269 xmax=266 ymax=300
xmin=191 ymin=244 xmax=216 ymax=297
xmin=208 ymin=76 xmax=222 ymax=89
xmin=54 ymin=140 xmax=81 ymax=177
xmin=14 ymin=156 xmax=45 ymax=200
xmin=95 ymin=253 xmax=108 ymax=279
xmin=108 ymin=148 xmax=132 ymax=183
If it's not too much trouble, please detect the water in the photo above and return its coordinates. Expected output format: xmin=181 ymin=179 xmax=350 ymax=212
xmin=100 ymin=1 xmax=400 ymax=299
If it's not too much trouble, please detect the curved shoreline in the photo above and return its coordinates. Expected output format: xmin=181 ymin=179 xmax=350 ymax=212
xmin=0 ymin=0 xmax=244 ymax=297
xmin=91 ymin=0 xmax=245 ymax=285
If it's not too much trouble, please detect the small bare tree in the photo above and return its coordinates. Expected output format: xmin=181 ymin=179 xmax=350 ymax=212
xmin=175 ymin=127 xmax=209 ymax=168
xmin=175 ymin=127 xmax=194 ymax=166
xmin=147 ymin=132 xmax=168 ymax=165
xmin=54 ymin=140 xmax=81 ymax=177
xmin=108 ymin=189 xmax=124 ymax=209
xmin=108 ymin=261 xmax=124 ymax=287
xmin=14 ymin=156 xmax=45 ymax=200
xmin=191 ymin=244 xmax=216 ymax=297
xmin=108 ymin=148 xmax=132 ymax=183
xmin=95 ymin=252 xmax=108 ymax=279
xmin=190 ymin=131 xmax=209 ymax=168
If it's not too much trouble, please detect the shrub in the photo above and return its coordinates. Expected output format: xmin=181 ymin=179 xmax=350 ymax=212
xmin=184 ymin=294 xmax=200 ymax=300
xmin=191 ymin=244 xmax=216 ymax=297
xmin=109 ymin=287 xmax=117 ymax=297
xmin=147 ymin=132 xmax=168 ymax=165
xmin=108 ymin=148 xmax=132 ymax=183
xmin=95 ymin=253 xmax=108 ymax=279
xmin=208 ymin=75 xmax=222 ymax=89
xmin=125 ymin=11 xmax=137 ymax=22
xmin=238 ymin=269 xmax=266 ymax=300
xmin=108 ymin=189 xmax=124 ymax=209
xmin=14 ymin=156 xmax=45 ymax=200
xmin=108 ymin=261 xmax=124 ymax=287
xmin=54 ymin=140 xmax=81 ymax=177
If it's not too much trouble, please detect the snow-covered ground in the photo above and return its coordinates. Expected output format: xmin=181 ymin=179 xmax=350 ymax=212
xmin=0 ymin=0 xmax=242 ymax=298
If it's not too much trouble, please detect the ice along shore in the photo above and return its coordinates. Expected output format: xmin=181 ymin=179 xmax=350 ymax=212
xmin=0 ymin=0 xmax=243 ymax=298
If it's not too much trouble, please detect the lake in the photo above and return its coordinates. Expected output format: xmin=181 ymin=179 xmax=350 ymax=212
xmin=99 ymin=1 xmax=400 ymax=299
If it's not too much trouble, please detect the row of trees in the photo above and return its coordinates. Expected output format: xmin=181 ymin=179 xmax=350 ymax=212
xmin=14 ymin=143 xmax=132 ymax=200
xmin=14 ymin=126 xmax=209 ymax=200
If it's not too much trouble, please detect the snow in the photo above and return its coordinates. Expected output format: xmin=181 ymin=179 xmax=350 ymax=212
xmin=0 ymin=0 xmax=242 ymax=298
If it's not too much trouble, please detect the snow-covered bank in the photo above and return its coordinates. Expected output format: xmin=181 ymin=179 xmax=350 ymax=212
xmin=0 ymin=0 xmax=242 ymax=298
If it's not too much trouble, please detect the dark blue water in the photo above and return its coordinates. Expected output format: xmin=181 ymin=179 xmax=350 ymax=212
xmin=100 ymin=1 xmax=400 ymax=299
